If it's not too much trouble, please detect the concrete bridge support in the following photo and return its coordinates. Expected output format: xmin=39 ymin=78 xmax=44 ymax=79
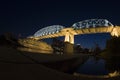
xmin=111 ymin=26 xmax=120 ymax=37
xmin=64 ymin=30 xmax=74 ymax=54
xmin=64 ymin=42 xmax=74 ymax=54
xmin=64 ymin=32 xmax=74 ymax=44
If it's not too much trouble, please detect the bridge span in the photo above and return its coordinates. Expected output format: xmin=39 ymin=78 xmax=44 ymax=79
xmin=29 ymin=19 xmax=120 ymax=44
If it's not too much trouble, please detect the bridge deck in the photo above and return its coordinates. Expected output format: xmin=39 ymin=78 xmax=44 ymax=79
xmin=32 ymin=26 xmax=116 ymax=40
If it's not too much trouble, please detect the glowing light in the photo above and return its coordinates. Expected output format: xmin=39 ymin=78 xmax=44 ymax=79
xmin=108 ymin=71 xmax=120 ymax=77
xmin=111 ymin=27 xmax=119 ymax=37
xmin=72 ymin=19 xmax=113 ymax=29
xmin=34 ymin=25 xmax=65 ymax=37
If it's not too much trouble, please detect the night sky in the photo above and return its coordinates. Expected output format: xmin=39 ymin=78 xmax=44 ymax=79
xmin=0 ymin=0 xmax=120 ymax=49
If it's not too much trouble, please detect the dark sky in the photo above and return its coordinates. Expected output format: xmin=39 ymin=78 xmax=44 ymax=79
xmin=0 ymin=0 xmax=120 ymax=48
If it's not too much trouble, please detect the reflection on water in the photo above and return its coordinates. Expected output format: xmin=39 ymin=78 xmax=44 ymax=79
xmin=75 ymin=56 xmax=108 ymax=75
xmin=42 ymin=53 xmax=120 ymax=77
xmin=73 ymin=55 xmax=120 ymax=77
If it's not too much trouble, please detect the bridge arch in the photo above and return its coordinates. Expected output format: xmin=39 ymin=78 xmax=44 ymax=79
xmin=72 ymin=19 xmax=113 ymax=29
xmin=34 ymin=25 xmax=65 ymax=37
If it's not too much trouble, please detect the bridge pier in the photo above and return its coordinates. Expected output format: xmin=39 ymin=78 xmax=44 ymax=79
xmin=64 ymin=32 xmax=74 ymax=44
xmin=64 ymin=42 xmax=74 ymax=54
xmin=111 ymin=26 xmax=120 ymax=37
xmin=64 ymin=30 xmax=74 ymax=54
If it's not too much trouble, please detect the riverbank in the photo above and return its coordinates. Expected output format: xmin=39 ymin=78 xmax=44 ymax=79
xmin=0 ymin=46 xmax=120 ymax=80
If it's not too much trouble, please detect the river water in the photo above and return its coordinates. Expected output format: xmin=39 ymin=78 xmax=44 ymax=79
xmin=43 ymin=54 xmax=120 ymax=77
xmin=73 ymin=55 xmax=120 ymax=77
xmin=74 ymin=56 xmax=109 ymax=75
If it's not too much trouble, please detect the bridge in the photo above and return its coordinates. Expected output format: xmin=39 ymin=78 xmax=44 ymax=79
xmin=29 ymin=19 xmax=120 ymax=43
xmin=28 ymin=19 xmax=120 ymax=54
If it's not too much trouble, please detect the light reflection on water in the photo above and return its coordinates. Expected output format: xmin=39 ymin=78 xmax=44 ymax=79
xmin=72 ymin=55 xmax=120 ymax=78
xmin=42 ymin=54 xmax=120 ymax=77
xmin=75 ymin=56 xmax=109 ymax=75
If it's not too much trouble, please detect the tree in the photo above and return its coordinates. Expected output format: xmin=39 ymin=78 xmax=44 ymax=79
xmin=106 ymin=36 xmax=120 ymax=55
